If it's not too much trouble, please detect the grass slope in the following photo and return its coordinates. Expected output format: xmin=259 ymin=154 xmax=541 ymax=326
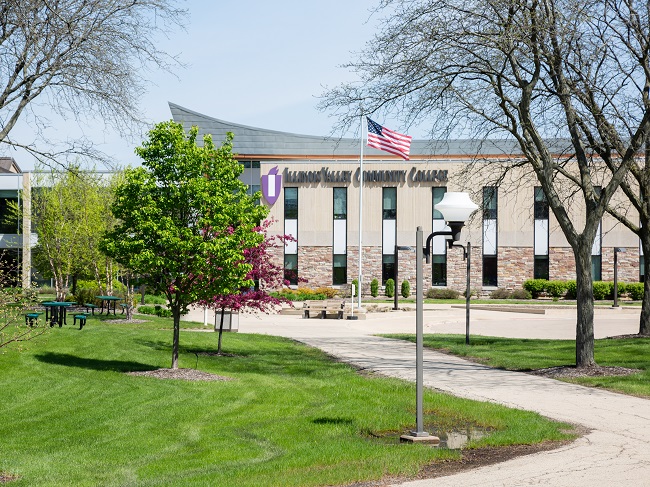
xmin=0 ymin=317 xmax=572 ymax=486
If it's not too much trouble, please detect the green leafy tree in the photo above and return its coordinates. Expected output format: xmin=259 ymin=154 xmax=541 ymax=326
xmin=32 ymin=168 xmax=113 ymax=300
xmin=100 ymin=121 xmax=268 ymax=369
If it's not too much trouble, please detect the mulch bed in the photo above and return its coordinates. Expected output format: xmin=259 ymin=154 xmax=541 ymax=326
xmin=126 ymin=368 xmax=232 ymax=381
xmin=341 ymin=439 xmax=578 ymax=486
xmin=529 ymin=364 xmax=641 ymax=379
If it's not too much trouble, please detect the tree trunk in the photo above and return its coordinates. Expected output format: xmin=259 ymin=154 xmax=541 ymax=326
xmin=217 ymin=307 xmax=225 ymax=354
xmin=640 ymin=234 xmax=650 ymax=335
xmin=574 ymin=245 xmax=596 ymax=367
xmin=171 ymin=305 xmax=181 ymax=369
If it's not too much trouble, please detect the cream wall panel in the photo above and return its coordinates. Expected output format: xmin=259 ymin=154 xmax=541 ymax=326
xmin=333 ymin=219 xmax=347 ymax=254
xmin=483 ymin=220 xmax=497 ymax=255
xmin=383 ymin=220 xmax=396 ymax=254
xmin=534 ymin=219 xmax=549 ymax=255
xmin=284 ymin=220 xmax=297 ymax=254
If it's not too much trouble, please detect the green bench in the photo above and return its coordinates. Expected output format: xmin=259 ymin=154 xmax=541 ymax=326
xmin=73 ymin=314 xmax=88 ymax=330
xmin=25 ymin=312 xmax=41 ymax=326
xmin=84 ymin=303 xmax=98 ymax=315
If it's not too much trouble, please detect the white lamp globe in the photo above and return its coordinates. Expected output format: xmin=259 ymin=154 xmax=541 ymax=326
xmin=435 ymin=192 xmax=478 ymax=223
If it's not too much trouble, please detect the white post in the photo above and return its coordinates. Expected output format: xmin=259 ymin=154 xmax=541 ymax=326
xmin=203 ymin=307 xmax=208 ymax=327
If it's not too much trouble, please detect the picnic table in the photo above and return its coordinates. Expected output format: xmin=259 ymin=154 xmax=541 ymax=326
xmin=95 ymin=296 xmax=122 ymax=315
xmin=42 ymin=301 xmax=75 ymax=327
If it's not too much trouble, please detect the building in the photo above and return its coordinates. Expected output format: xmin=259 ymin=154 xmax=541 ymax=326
xmin=170 ymin=103 xmax=643 ymax=294
xmin=0 ymin=158 xmax=33 ymax=287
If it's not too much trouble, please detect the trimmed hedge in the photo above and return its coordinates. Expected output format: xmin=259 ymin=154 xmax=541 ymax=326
xmin=427 ymin=288 xmax=461 ymax=299
xmin=523 ymin=279 xmax=644 ymax=301
xmin=401 ymin=280 xmax=411 ymax=298
xmin=385 ymin=279 xmax=395 ymax=298
xmin=370 ymin=278 xmax=379 ymax=298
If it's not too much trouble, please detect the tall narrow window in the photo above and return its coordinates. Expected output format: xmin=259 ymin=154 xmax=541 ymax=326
xmin=284 ymin=187 xmax=298 ymax=285
xmin=431 ymin=187 xmax=447 ymax=286
xmin=482 ymin=187 xmax=498 ymax=286
xmin=333 ymin=187 xmax=347 ymax=285
xmin=534 ymin=187 xmax=549 ymax=279
xmin=592 ymin=187 xmax=602 ymax=281
xmin=382 ymin=187 xmax=397 ymax=284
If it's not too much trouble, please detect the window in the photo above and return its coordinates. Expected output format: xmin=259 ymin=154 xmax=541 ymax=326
xmin=333 ymin=187 xmax=347 ymax=285
xmin=240 ymin=160 xmax=260 ymax=168
xmin=0 ymin=192 xmax=19 ymax=234
xmin=431 ymin=255 xmax=447 ymax=286
xmin=382 ymin=187 xmax=397 ymax=220
xmin=284 ymin=187 xmax=298 ymax=219
xmin=641 ymin=255 xmax=645 ymax=282
xmin=382 ymin=254 xmax=395 ymax=284
xmin=432 ymin=187 xmax=446 ymax=220
xmin=284 ymin=254 xmax=298 ymax=286
xmin=534 ymin=256 xmax=549 ymax=280
xmin=482 ymin=186 xmax=498 ymax=286
xmin=483 ymin=187 xmax=497 ymax=220
xmin=534 ymin=187 xmax=549 ymax=219
xmin=592 ymin=255 xmax=602 ymax=281
xmin=333 ymin=187 xmax=347 ymax=219
xmin=431 ymin=187 xmax=448 ymax=286
xmin=483 ymin=256 xmax=498 ymax=287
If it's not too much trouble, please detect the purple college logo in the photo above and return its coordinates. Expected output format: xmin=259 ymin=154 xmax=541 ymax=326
xmin=261 ymin=166 xmax=282 ymax=205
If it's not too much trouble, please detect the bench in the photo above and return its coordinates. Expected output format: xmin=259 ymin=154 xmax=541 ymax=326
xmin=120 ymin=303 xmax=128 ymax=314
xmin=84 ymin=303 xmax=98 ymax=315
xmin=73 ymin=314 xmax=88 ymax=330
xmin=302 ymin=299 xmax=346 ymax=319
xmin=25 ymin=312 xmax=41 ymax=326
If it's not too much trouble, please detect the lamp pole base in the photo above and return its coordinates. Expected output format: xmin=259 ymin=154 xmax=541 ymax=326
xmin=400 ymin=433 xmax=440 ymax=444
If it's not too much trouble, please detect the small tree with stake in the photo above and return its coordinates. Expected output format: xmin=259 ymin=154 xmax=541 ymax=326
xmin=199 ymin=219 xmax=294 ymax=354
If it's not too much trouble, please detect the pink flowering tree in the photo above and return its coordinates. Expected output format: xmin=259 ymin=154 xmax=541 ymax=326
xmin=199 ymin=219 xmax=296 ymax=354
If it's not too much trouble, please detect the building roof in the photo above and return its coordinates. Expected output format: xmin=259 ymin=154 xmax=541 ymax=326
xmin=169 ymin=103 xmax=571 ymax=160
xmin=0 ymin=157 xmax=21 ymax=173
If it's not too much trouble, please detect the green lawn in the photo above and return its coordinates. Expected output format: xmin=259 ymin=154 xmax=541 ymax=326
xmin=383 ymin=334 xmax=650 ymax=397
xmin=0 ymin=316 xmax=573 ymax=486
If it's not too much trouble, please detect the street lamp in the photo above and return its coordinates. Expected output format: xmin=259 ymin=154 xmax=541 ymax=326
xmin=402 ymin=192 xmax=477 ymax=443
xmin=393 ymin=245 xmax=413 ymax=310
xmin=614 ymin=247 xmax=626 ymax=308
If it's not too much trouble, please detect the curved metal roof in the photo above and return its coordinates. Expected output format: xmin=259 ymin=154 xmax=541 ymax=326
xmin=169 ymin=103 xmax=570 ymax=159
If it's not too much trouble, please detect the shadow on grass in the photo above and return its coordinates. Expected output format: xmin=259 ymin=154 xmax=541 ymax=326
xmin=35 ymin=352 xmax=158 ymax=372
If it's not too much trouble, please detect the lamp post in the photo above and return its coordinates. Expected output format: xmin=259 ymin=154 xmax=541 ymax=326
xmin=393 ymin=245 xmax=413 ymax=310
xmin=614 ymin=247 xmax=626 ymax=308
xmin=402 ymin=192 xmax=477 ymax=442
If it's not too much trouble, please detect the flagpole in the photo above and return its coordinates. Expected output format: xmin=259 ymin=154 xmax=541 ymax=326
xmin=358 ymin=114 xmax=364 ymax=309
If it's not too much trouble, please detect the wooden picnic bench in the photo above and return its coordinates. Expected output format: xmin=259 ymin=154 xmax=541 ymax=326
xmin=302 ymin=299 xmax=346 ymax=319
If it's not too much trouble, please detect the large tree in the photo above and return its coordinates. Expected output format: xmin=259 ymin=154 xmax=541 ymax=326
xmin=0 ymin=0 xmax=183 ymax=165
xmin=321 ymin=0 xmax=650 ymax=367
xmin=100 ymin=121 xmax=268 ymax=369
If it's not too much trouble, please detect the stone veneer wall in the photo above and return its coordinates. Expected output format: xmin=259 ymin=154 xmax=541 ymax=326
xmin=272 ymin=244 xmax=642 ymax=293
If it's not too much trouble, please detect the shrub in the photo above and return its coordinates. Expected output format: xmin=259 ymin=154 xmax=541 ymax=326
xmin=385 ymin=279 xmax=395 ymax=298
xmin=627 ymin=282 xmax=645 ymax=301
xmin=546 ymin=280 xmax=567 ymax=298
xmin=613 ymin=282 xmax=627 ymax=298
xmin=370 ymin=278 xmax=379 ymax=298
xmin=144 ymin=294 xmax=167 ymax=305
xmin=401 ymin=280 xmax=410 ymax=298
xmin=426 ymin=288 xmax=460 ymax=299
xmin=313 ymin=287 xmax=340 ymax=299
xmin=489 ymin=288 xmax=511 ymax=299
xmin=592 ymin=281 xmax=611 ymax=300
xmin=510 ymin=288 xmax=532 ymax=300
xmin=523 ymin=279 xmax=547 ymax=298
xmin=565 ymin=281 xmax=577 ymax=299
xmin=137 ymin=305 xmax=156 ymax=315
xmin=352 ymin=279 xmax=359 ymax=297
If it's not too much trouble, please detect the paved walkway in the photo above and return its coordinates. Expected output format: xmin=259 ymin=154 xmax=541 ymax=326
xmin=192 ymin=304 xmax=650 ymax=486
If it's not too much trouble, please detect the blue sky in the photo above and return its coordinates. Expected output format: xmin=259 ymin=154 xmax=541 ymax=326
xmin=8 ymin=0 xmax=421 ymax=171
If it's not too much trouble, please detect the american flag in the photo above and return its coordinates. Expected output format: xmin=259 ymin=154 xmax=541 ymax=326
xmin=366 ymin=117 xmax=412 ymax=160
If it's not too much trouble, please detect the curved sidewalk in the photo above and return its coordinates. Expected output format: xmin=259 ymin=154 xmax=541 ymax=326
xmin=237 ymin=306 xmax=650 ymax=486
